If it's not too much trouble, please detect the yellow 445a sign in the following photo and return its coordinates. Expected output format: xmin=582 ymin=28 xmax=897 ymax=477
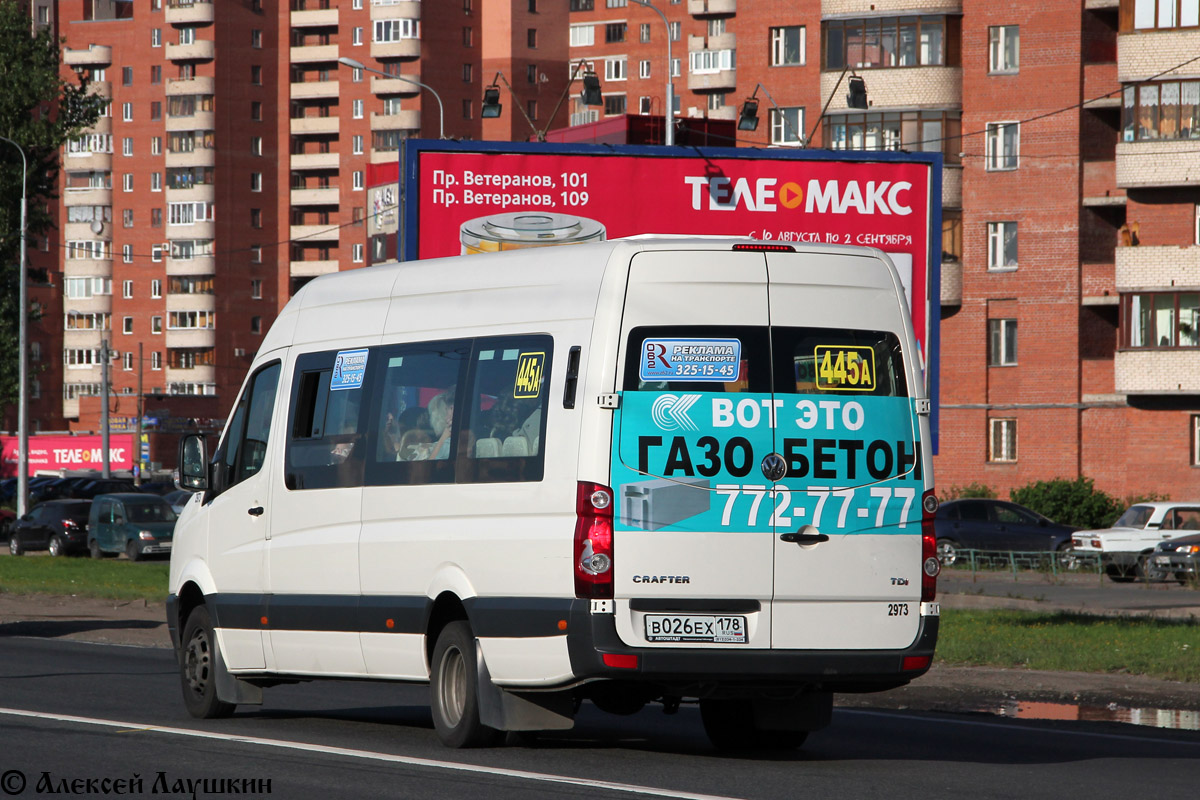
xmin=815 ymin=345 xmax=876 ymax=392
xmin=513 ymin=351 xmax=546 ymax=398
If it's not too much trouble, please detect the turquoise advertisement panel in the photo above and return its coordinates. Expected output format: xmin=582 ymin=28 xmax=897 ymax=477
xmin=612 ymin=391 xmax=922 ymax=535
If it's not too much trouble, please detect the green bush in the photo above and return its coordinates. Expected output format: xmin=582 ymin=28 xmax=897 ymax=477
xmin=1009 ymin=477 xmax=1123 ymax=529
xmin=940 ymin=482 xmax=998 ymax=500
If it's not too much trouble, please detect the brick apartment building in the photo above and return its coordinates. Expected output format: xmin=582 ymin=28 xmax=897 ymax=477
xmin=6 ymin=0 xmax=1199 ymax=498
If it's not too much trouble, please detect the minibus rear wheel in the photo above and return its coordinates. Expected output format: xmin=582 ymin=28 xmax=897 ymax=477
xmin=180 ymin=606 xmax=235 ymax=719
xmin=430 ymin=621 xmax=503 ymax=748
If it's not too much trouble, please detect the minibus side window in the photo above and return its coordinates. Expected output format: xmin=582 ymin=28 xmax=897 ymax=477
xmin=459 ymin=335 xmax=552 ymax=484
xmin=285 ymin=350 xmax=373 ymax=490
xmin=212 ymin=361 xmax=280 ymax=495
xmin=365 ymin=340 xmax=469 ymax=487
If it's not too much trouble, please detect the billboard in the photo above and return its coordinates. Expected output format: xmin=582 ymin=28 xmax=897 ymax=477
xmin=398 ymin=141 xmax=941 ymax=445
xmin=1 ymin=434 xmax=135 ymax=478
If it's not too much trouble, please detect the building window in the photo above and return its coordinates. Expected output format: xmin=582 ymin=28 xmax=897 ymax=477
xmin=604 ymin=94 xmax=626 ymax=116
xmin=252 ymin=29 xmax=262 ymax=48
xmin=150 ymin=65 xmax=162 ymax=84
xmin=988 ymin=318 xmax=1018 ymax=366
xmin=569 ymin=24 xmax=594 ymax=47
xmin=122 ymin=208 xmax=133 ymax=227
xmin=151 ymin=172 xmax=162 ymax=191
xmin=151 ymin=136 xmax=162 ymax=155
xmin=123 ymin=244 xmax=133 ymax=263
xmin=1192 ymin=415 xmax=1200 ymax=465
xmin=251 ymin=65 xmax=262 ymax=85
xmin=122 ymin=102 xmax=133 ymax=122
xmin=527 ymin=64 xmax=538 ymax=83
xmin=251 ymin=101 xmax=262 ymax=121
xmin=988 ymin=418 xmax=1017 ymax=462
xmin=770 ymin=26 xmax=805 ymax=67
xmin=353 ymin=99 xmax=363 ymax=119
xmin=251 ymin=279 xmax=263 ymax=299
xmin=1129 ymin=0 xmax=1200 ymax=31
xmin=122 ymin=280 xmax=133 ymax=299
xmin=463 ymin=26 xmax=473 ymax=46
xmin=353 ymin=27 xmax=363 ymax=46
xmin=669 ymin=21 xmax=681 ymax=41
xmin=123 ymin=317 xmax=133 ymax=335
xmin=250 ymin=208 xmax=262 ymax=229
xmin=352 ymin=67 xmax=363 ymax=82
xmin=123 ymin=352 xmax=133 ymax=371
xmin=375 ymin=19 xmax=420 ymax=43
xmin=178 ymin=26 xmax=195 ymax=45
xmin=152 ymin=316 xmax=163 ymax=335
xmin=605 ymin=57 xmax=627 ymax=81
xmin=605 ymin=23 xmax=626 ymax=43
xmin=152 ymin=28 xmax=161 ymax=47
xmin=151 ymin=244 xmax=164 ymax=262
xmin=943 ymin=210 xmax=963 ymax=263
xmin=251 ymin=316 xmax=262 ymax=334
xmin=989 ymin=25 xmax=1019 ymax=72
xmin=639 ymin=96 xmax=652 ymax=115
xmin=463 ymin=63 xmax=473 ymax=82
xmin=985 ymin=122 xmax=1019 ymax=170
xmin=151 ymin=351 xmax=162 ymax=371
xmin=352 ymin=243 xmax=364 ymax=263
xmin=672 ymin=58 xmax=681 ymax=78
xmin=353 ymin=134 xmax=363 ymax=154
xmin=123 ymin=174 xmax=134 ymax=192
xmin=689 ymin=49 xmax=735 ymax=75
xmin=824 ymin=110 xmax=962 ymax=163
xmin=1124 ymin=292 xmax=1200 ymax=347
xmin=1121 ymin=80 xmax=1200 ymax=142
xmin=463 ymin=99 xmax=473 ymax=119
xmin=606 ymin=0 xmax=626 ymax=7
xmin=987 ymin=222 xmax=1018 ymax=270
xmin=251 ymin=172 xmax=262 ymax=192
xmin=640 ymin=23 xmax=651 ymax=43
xmin=151 ymin=279 xmax=161 ymax=299
xmin=122 ymin=137 xmax=133 ymax=156
xmin=122 ymin=67 xmax=133 ymax=86
xmin=570 ymin=0 xmax=594 ymax=9
xmin=152 ymin=208 xmax=162 ymax=227
xmin=353 ymin=170 xmax=364 ymax=190
xmin=770 ymin=107 xmax=804 ymax=146
xmin=823 ymin=16 xmax=954 ymax=69
xmin=639 ymin=59 xmax=651 ymax=79
xmin=528 ymin=28 xmax=538 ymax=48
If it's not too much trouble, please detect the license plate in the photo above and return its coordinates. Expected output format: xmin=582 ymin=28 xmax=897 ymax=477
xmin=1156 ymin=555 xmax=1172 ymax=565
xmin=643 ymin=614 xmax=747 ymax=643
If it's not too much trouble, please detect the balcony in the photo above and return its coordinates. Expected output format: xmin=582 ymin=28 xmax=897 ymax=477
xmin=63 ymin=44 xmax=112 ymax=67
xmin=64 ymin=222 xmax=111 ymax=241
xmin=1116 ymin=140 xmax=1200 ymax=189
xmin=165 ymin=293 xmax=215 ymax=314
xmin=165 ymin=76 xmax=215 ymax=96
xmin=291 ymin=8 xmax=339 ymax=27
xmin=369 ymin=110 xmax=420 ymax=131
xmin=165 ymin=148 xmax=216 ymax=168
xmin=1115 ymin=350 xmax=1200 ymax=395
xmin=62 ymin=258 xmax=112 ymax=278
xmin=166 ymin=255 xmax=216 ymax=276
xmin=1116 ymin=245 xmax=1200 ymax=291
xmin=165 ymin=329 xmax=216 ymax=349
xmin=165 ymin=0 xmax=214 ymax=25
xmin=290 ymin=187 xmax=341 ymax=206
xmin=688 ymin=32 xmax=736 ymax=52
xmin=290 ymin=44 xmax=339 ymax=64
xmin=87 ymin=81 xmax=112 ymax=100
xmin=707 ymin=106 xmax=737 ymax=121
xmin=821 ymin=67 xmax=962 ymax=112
xmin=291 ymin=80 xmax=340 ymax=99
xmin=166 ymin=365 xmax=217 ymax=385
xmin=371 ymin=39 xmax=420 ymax=60
xmin=165 ymin=40 xmax=216 ymax=62
xmin=290 ymin=224 xmax=340 ymax=242
xmin=291 ymin=116 xmax=341 ymax=135
xmin=290 ymin=260 xmax=339 ymax=277
xmin=165 ymin=183 xmax=216 ymax=204
xmin=168 ymin=220 xmax=216 ymax=240
xmin=64 ymin=153 xmax=111 ymax=172
xmin=166 ymin=111 xmax=215 ymax=132
xmin=1118 ymin=29 xmax=1200 ymax=82
xmin=688 ymin=0 xmax=735 ymax=16
xmin=941 ymin=260 xmax=962 ymax=306
xmin=64 ymin=187 xmax=112 ymax=207
xmin=371 ymin=74 xmax=422 ymax=96
xmin=290 ymin=152 xmax=340 ymax=170
xmin=370 ymin=0 xmax=421 ymax=20
xmin=687 ymin=68 xmax=736 ymax=92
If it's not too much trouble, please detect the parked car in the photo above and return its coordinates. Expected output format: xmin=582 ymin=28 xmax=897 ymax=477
xmin=934 ymin=499 xmax=1078 ymax=566
xmin=1146 ymin=532 xmax=1200 ymax=583
xmin=0 ymin=507 xmax=14 ymax=542
xmin=1071 ymin=502 xmax=1200 ymax=582
xmin=87 ymin=493 xmax=177 ymax=561
xmin=71 ymin=479 xmax=140 ymax=500
xmin=137 ymin=481 xmax=176 ymax=496
xmin=8 ymin=500 xmax=93 ymax=556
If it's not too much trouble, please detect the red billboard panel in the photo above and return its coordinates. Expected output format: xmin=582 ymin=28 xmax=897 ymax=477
xmin=1 ymin=434 xmax=135 ymax=478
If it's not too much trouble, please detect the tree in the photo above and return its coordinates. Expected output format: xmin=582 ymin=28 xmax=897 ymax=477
xmin=0 ymin=0 xmax=106 ymax=411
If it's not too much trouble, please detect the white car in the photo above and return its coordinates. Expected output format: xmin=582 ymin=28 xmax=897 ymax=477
xmin=1071 ymin=502 xmax=1200 ymax=582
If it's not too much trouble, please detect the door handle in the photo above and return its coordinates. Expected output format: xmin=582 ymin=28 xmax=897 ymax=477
xmin=248 ymin=506 xmax=264 ymax=517
xmin=780 ymin=530 xmax=829 ymax=546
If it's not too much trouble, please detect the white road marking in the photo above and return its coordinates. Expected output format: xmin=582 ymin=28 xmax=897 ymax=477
xmin=0 ymin=707 xmax=744 ymax=800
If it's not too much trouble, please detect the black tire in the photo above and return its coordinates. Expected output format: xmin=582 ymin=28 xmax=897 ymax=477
xmin=936 ymin=538 xmax=959 ymax=567
xmin=179 ymin=606 xmax=235 ymax=719
xmin=700 ymin=698 xmax=808 ymax=752
xmin=126 ymin=539 xmax=142 ymax=562
xmin=9 ymin=535 xmax=23 ymax=556
xmin=429 ymin=621 xmax=503 ymax=748
xmin=89 ymin=538 xmax=104 ymax=559
xmin=48 ymin=535 xmax=65 ymax=557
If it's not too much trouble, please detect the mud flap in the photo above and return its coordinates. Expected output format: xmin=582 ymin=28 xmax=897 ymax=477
xmin=752 ymin=691 xmax=832 ymax=732
xmin=475 ymin=645 xmax=575 ymax=732
xmin=212 ymin=633 xmax=263 ymax=706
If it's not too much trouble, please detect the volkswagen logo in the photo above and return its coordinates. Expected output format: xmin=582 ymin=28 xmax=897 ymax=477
xmin=760 ymin=452 xmax=787 ymax=482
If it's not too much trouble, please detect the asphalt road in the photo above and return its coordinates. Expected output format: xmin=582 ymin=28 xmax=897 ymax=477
xmin=1 ymin=637 xmax=1198 ymax=800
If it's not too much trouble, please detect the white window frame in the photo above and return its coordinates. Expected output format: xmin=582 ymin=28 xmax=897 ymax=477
xmin=122 ymin=244 xmax=133 ymax=264
xmin=152 ymin=316 xmax=163 ymax=335
xmin=151 ymin=137 xmax=162 ymax=156
xmin=353 ymin=134 xmax=364 ymax=155
xmin=178 ymin=26 xmax=195 ymax=45
xmin=152 ymin=28 xmax=161 ymax=47
xmin=988 ymin=25 xmax=1019 ymax=73
xmin=988 ymin=318 xmax=1018 ymax=366
xmin=639 ymin=59 xmax=651 ymax=79
xmin=352 ymin=243 xmax=364 ymax=263
xmin=988 ymin=418 xmax=1018 ymax=463
xmin=151 ymin=351 xmax=162 ymax=370
xmin=123 ymin=352 xmax=133 ymax=371
xmin=151 ymin=279 xmax=162 ymax=299
xmin=353 ymin=99 xmax=364 ymax=119
xmin=604 ymin=56 xmax=627 ymax=82
xmin=122 ymin=102 xmax=132 ymax=122
xmin=985 ymin=121 xmax=1019 ymax=171
xmin=769 ymin=107 xmax=804 ymax=147
xmin=123 ymin=316 xmax=133 ymax=335
xmin=689 ymin=49 xmax=734 ymax=75
xmin=353 ymin=26 xmax=363 ymax=46
xmin=770 ymin=26 xmax=805 ymax=67
xmin=1192 ymin=414 xmax=1200 ymax=466
xmin=353 ymin=170 xmax=364 ymax=190
xmin=569 ymin=24 xmax=594 ymax=47
xmin=122 ymin=279 xmax=133 ymax=299
xmin=374 ymin=19 xmax=419 ymax=43
xmin=151 ymin=172 xmax=162 ymax=192
xmin=251 ymin=136 xmax=263 ymax=156
xmin=251 ymin=172 xmax=262 ymax=192
xmin=987 ymin=221 xmax=1018 ymax=270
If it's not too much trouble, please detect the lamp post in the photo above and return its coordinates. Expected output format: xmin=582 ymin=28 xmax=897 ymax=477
xmin=631 ymin=0 xmax=674 ymax=147
xmin=337 ymin=57 xmax=445 ymax=140
xmin=0 ymin=135 xmax=29 ymax=518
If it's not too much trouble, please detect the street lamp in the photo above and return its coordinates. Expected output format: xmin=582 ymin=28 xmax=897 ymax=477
xmin=738 ymin=83 xmax=805 ymax=146
xmin=631 ymin=0 xmax=674 ymax=147
xmin=0 ymin=135 xmax=29 ymax=518
xmin=336 ymin=56 xmax=445 ymax=140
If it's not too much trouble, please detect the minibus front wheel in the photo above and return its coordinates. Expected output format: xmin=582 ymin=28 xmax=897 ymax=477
xmin=180 ymin=606 xmax=235 ymax=719
xmin=430 ymin=621 xmax=503 ymax=748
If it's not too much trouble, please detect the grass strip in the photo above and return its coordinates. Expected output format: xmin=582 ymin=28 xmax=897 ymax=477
xmin=937 ymin=609 xmax=1200 ymax=683
xmin=0 ymin=556 xmax=169 ymax=603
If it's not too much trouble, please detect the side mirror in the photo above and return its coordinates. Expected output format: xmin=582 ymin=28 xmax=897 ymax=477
xmin=178 ymin=434 xmax=209 ymax=492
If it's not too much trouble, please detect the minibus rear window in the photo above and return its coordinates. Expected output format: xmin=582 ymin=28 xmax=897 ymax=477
xmin=622 ymin=326 xmax=770 ymax=393
xmin=775 ymin=327 xmax=908 ymax=398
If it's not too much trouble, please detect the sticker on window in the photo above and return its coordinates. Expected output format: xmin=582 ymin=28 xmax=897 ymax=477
xmin=330 ymin=348 xmax=369 ymax=391
xmin=814 ymin=345 xmax=875 ymax=392
xmin=639 ymin=338 xmax=741 ymax=382
xmin=514 ymin=351 xmax=545 ymax=398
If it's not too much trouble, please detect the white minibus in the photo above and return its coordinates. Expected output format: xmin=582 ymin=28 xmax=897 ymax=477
xmin=169 ymin=238 xmax=940 ymax=750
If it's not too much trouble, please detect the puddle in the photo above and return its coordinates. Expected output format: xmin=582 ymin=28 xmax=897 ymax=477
xmin=985 ymin=699 xmax=1200 ymax=731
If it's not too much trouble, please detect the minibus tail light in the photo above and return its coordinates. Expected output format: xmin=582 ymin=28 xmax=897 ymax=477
xmin=921 ymin=489 xmax=939 ymax=602
xmin=732 ymin=243 xmax=796 ymax=253
xmin=575 ymin=481 xmax=614 ymax=599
